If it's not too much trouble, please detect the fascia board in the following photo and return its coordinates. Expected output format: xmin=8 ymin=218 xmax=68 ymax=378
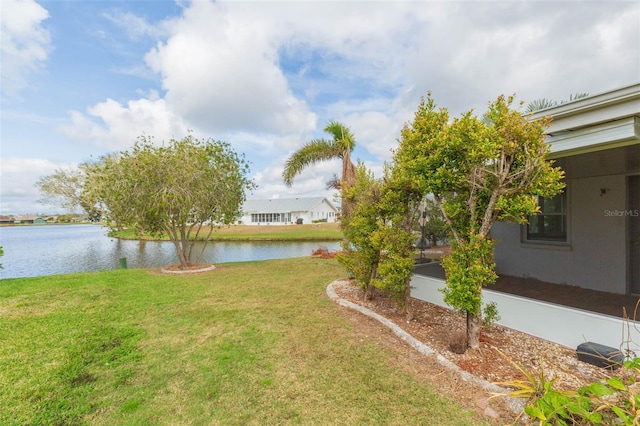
xmin=548 ymin=116 xmax=640 ymax=158
xmin=529 ymin=84 xmax=640 ymax=132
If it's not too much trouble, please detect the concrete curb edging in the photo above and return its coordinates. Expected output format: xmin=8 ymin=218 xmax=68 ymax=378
xmin=160 ymin=265 xmax=216 ymax=274
xmin=326 ymin=280 xmax=525 ymax=416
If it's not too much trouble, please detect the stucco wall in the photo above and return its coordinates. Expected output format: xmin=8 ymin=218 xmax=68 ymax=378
xmin=411 ymin=274 xmax=640 ymax=352
xmin=493 ymin=173 xmax=627 ymax=293
xmin=307 ymin=200 xmax=338 ymax=222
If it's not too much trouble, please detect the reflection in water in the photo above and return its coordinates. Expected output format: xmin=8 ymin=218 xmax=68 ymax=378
xmin=0 ymin=225 xmax=340 ymax=279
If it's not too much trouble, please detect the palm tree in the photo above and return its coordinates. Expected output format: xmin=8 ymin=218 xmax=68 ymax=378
xmin=524 ymin=98 xmax=557 ymax=113
xmin=525 ymin=93 xmax=589 ymax=113
xmin=283 ymin=121 xmax=357 ymax=218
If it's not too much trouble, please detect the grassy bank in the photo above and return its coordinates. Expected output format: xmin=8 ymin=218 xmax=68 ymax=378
xmin=0 ymin=258 xmax=486 ymax=425
xmin=111 ymin=222 xmax=343 ymax=241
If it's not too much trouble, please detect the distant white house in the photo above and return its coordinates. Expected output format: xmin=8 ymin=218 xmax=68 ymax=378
xmin=239 ymin=197 xmax=339 ymax=225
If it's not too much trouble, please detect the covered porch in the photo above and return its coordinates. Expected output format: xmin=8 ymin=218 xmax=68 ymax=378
xmin=412 ymin=262 xmax=640 ymax=355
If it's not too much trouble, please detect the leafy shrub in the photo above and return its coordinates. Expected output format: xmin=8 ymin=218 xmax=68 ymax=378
xmin=482 ymin=301 xmax=501 ymax=329
xmin=492 ymin=352 xmax=640 ymax=425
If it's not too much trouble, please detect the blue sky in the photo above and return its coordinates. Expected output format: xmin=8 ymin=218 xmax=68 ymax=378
xmin=1 ymin=0 xmax=639 ymax=215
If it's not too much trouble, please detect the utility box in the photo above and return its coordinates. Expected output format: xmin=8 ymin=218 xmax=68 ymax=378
xmin=576 ymin=342 xmax=624 ymax=369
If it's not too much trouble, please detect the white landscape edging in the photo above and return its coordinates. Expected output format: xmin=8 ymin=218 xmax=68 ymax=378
xmin=325 ymin=280 xmax=524 ymax=415
xmin=160 ymin=264 xmax=216 ymax=274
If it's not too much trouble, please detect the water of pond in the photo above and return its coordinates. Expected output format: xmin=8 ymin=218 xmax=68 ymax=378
xmin=0 ymin=225 xmax=340 ymax=279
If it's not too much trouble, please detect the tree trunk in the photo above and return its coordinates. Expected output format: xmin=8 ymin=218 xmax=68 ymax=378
xmin=180 ymin=239 xmax=190 ymax=267
xmin=172 ymin=238 xmax=188 ymax=267
xmin=178 ymin=226 xmax=190 ymax=267
xmin=340 ymin=152 xmax=356 ymax=219
xmin=363 ymin=261 xmax=378 ymax=301
xmin=404 ymin=276 xmax=414 ymax=321
xmin=466 ymin=311 xmax=482 ymax=350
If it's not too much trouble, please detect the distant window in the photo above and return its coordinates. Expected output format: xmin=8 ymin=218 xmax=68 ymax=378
xmin=526 ymin=192 xmax=567 ymax=242
xmin=251 ymin=213 xmax=288 ymax=223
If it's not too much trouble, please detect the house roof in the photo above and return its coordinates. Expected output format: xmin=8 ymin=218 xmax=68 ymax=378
xmin=242 ymin=197 xmax=338 ymax=214
xmin=14 ymin=215 xmax=43 ymax=221
xmin=530 ymin=83 xmax=640 ymax=158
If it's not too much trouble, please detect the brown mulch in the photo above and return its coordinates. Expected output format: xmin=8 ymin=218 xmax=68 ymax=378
xmin=330 ymin=278 xmax=631 ymax=424
xmin=311 ymin=246 xmax=339 ymax=258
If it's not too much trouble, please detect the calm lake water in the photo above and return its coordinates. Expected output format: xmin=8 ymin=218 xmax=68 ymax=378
xmin=0 ymin=225 xmax=340 ymax=279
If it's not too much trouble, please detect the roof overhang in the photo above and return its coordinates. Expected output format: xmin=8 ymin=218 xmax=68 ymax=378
xmin=547 ymin=116 xmax=640 ymax=159
xmin=527 ymin=83 xmax=640 ymax=159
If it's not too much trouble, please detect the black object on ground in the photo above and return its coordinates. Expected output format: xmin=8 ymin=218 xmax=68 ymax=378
xmin=576 ymin=341 xmax=624 ymax=369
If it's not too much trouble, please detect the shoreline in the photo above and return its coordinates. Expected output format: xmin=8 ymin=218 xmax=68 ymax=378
xmin=114 ymin=235 xmax=342 ymax=242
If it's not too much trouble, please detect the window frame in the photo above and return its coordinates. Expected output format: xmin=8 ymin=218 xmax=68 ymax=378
xmin=522 ymin=189 xmax=570 ymax=246
xmin=251 ymin=213 xmax=291 ymax=223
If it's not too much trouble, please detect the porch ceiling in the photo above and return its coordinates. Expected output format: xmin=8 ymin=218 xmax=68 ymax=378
xmin=553 ymin=143 xmax=640 ymax=179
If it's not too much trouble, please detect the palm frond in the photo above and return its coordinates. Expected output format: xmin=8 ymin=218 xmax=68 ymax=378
xmin=326 ymin=174 xmax=341 ymax=190
xmin=324 ymin=120 xmax=356 ymax=152
xmin=525 ymin=98 xmax=557 ymax=113
xmin=565 ymin=92 xmax=589 ymax=103
xmin=282 ymin=139 xmax=342 ymax=186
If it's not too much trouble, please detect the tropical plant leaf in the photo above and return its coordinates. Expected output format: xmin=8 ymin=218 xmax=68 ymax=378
xmin=581 ymin=382 xmax=616 ymax=396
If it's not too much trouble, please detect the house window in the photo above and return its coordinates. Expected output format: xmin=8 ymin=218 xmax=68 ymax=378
xmin=526 ymin=192 xmax=567 ymax=242
xmin=251 ymin=213 xmax=291 ymax=223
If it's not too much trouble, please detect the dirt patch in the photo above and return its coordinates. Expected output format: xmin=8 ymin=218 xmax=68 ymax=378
xmin=330 ymin=278 xmax=631 ymax=424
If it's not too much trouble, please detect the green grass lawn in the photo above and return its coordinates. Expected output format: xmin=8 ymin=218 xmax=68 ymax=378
xmin=111 ymin=222 xmax=343 ymax=241
xmin=1 ymin=258 xmax=486 ymax=425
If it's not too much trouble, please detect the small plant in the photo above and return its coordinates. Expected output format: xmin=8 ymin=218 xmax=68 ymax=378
xmin=492 ymin=350 xmax=640 ymax=425
xmin=575 ymin=357 xmax=640 ymax=425
xmin=482 ymin=301 xmax=501 ymax=330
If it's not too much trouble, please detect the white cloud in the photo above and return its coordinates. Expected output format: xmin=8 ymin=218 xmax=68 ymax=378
xmin=346 ymin=111 xmax=402 ymax=162
xmin=52 ymin=0 xmax=639 ymax=208
xmin=0 ymin=0 xmax=51 ymax=96
xmin=102 ymin=9 xmax=168 ymax=40
xmin=0 ymin=157 xmax=72 ymax=214
xmin=144 ymin=1 xmax=317 ymax=135
xmin=250 ymin=157 xmax=340 ymax=201
xmin=398 ymin=1 xmax=639 ymax=115
xmin=59 ymin=97 xmax=191 ymax=150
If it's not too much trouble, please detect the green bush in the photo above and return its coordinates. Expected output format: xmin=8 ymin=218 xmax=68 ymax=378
xmin=493 ymin=354 xmax=639 ymax=425
xmin=482 ymin=301 xmax=501 ymax=330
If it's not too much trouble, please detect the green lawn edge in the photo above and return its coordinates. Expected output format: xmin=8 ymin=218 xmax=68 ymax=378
xmin=110 ymin=223 xmax=343 ymax=242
